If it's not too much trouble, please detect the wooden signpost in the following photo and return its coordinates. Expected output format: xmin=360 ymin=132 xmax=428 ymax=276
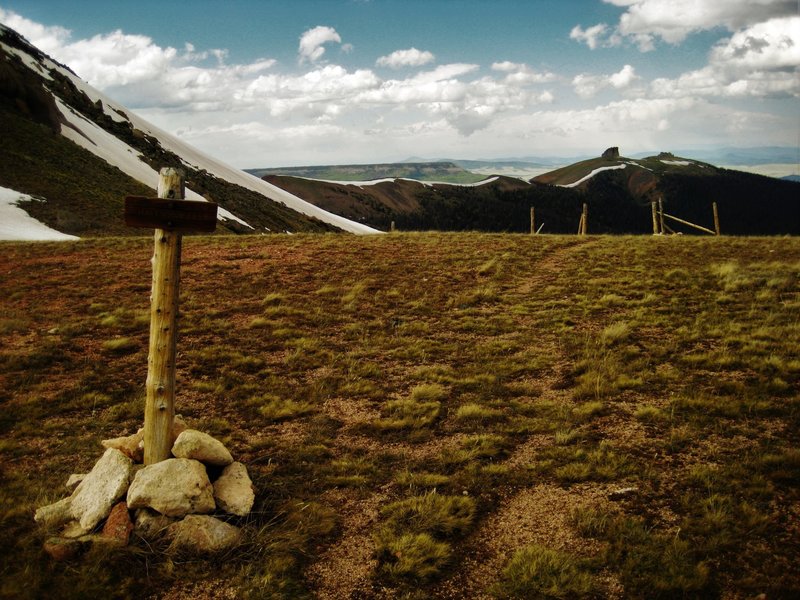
xmin=125 ymin=168 xmax=217 ymax=465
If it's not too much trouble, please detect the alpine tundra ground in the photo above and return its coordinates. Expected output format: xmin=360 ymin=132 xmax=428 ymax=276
xmin=1 ymin=233 xmax=798 ymax=599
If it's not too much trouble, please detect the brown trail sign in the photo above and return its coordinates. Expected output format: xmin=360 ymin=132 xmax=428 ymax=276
xmin=125 ymin=168 xmax=217 ymax=465
xmin=124 ymin=196 xmax=217 ymax=232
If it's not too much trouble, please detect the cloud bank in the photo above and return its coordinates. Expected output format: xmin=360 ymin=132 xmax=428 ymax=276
xmin=575 ymin=0 xmax=798 ymax=51
xmin=1 ymin=3 xmax=797 ymax=167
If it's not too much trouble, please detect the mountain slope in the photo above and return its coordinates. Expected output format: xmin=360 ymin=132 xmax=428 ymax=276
xmin=0 ymin=25 xmax=376 ymax=238
xmin=264 ymin=148 xmax=799 ymax=235
xmin=530 ymin=148 xmax=799 ymax=235
xmin=263 ymin=174 xmax=531 ymax=231
xmin=531 ymin=149 xmax=717 ymax=197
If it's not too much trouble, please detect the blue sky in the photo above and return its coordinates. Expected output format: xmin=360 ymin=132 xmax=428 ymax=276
xmin=1 ymin=1 xmax=798 ymax=168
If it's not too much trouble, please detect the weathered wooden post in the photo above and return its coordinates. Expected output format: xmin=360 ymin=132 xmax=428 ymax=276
xmin=578 ymin=203 xmax=588 ymax=235
xmin=530 ymin=206 xmax=535 ymax=235
xmin=651 ymin=201 xmax=659 ymax=234
xmin=712 ymin=202 xmax=721 ymax=236
xmin=144 ymin=169 xmax=182 ymax=465
xmin=124 ymin=168 xmax=217 ymax=465
xmin=658 ymin=199 xmax=665 ymax=235
xmin=390 ymin=220 xmax=396 ymax=232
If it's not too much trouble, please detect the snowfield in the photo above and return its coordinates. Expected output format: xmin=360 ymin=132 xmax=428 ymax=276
xmin=660 ymin=160 xmax=692 ymax=166
xmin=558 ymin=164 xmax=627 ymax=188
xmin=0 ymin=186 xmax=79 ymax=241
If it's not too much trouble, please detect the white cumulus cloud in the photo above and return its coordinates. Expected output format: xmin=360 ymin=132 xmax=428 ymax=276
xmin=491 ymin=61 xmax=557 ymax=84
xmin=574 ymin=0 xmax=797 ymax=51
xmin=573 ymin=65 xmax=640 ymax=98
xmin=298 ymin=26 xmax=342 ymax=63
xmin=650 ymin=16 xmax=800 ymax=98
xmin=0 ymin=8 xmax=69 ymax=54
xmin=60 ymin=31 xmax=177 ymax=87
xmin=710 ymin=16 xmax=800 ymax=72
xmin=376 ymin=47 xmax=435 ymax=68
xmin=569 ymin=23 xmax=612 ymax=50
xmin=613 ymin=0 xmax=796 ymax=44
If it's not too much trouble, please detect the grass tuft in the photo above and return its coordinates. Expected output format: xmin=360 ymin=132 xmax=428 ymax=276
xmin=101 ymin=337 xmax=139 ymax=354
xmin=493 ymin=544 xmax=594 ymax=599
xmin=375 ymin=491 xmax=476 ymax=582
xmin=376 ymin=532 xmax=451 ymax=581
xmin=250 ymin=394 xmax=316 ymax=421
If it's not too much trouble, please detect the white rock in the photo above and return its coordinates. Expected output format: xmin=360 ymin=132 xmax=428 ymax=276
xmin=101 ymin=428 xmax=144 ymax=463
xmin=167 ymin=515 xmax=242 ymax=555
xmin=127 ymin=458 xmax=215 ymax=517
xmin=70 ymin=448 xmax=133 ymax=533
xmin=61 ymin=521 xmax=88 ymax=539
xmin=213 ymin=462 xmax=255 ymax=517
xmin=171 ymin=430 xmax=233 ymax=466
xmin=172 ymin=415 xmax=189 ymax=442
xmin=34 ymin=496 xmax=73 ymax=528
xmin=65 ymin=474 xmax=86 ymax=492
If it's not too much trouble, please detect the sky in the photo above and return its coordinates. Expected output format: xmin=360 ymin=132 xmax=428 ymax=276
xmin=1 ymin=0 xmax=798 ymax=168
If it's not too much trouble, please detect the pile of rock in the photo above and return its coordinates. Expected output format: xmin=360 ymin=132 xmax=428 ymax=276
xmin=34 ymin=417 xmax=254 ymax=560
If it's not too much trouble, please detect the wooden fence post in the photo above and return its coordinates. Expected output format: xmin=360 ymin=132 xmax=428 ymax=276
xmin=658 ymin=199 xmax=665 ymax=235
xmin=651 ymin=202 xmax=659 ymax=234
xmin=579 ymin=203 xmax=588 ymax=235
xmin=143 ymin=168 xmax=184 ymax=465
xmin=530 ymin=207 xmax=535 ymax=235
xmin=713 ymin=202 xmax=720 ymax=236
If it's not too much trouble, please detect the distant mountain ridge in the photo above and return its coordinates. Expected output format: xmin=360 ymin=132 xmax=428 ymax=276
xmin=264 ymin=147 xmax=799 ymax=235
xmin=632 ymin=146 xmax=799 ymax=166
xmin=246 ymin=162 xmax=484 ymax=184
xmin=403 ymin=147 xmax=799 ymax=169
xmin=530 ymin=149 xmax=718 ymax=195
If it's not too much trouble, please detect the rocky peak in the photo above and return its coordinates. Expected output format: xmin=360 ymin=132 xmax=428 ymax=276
xmin=602 ymin=147 xmax=620 ymax=159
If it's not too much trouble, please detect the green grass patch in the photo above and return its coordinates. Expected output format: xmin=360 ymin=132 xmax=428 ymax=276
xmin=493 ymin=544 xmax=595 ymax=599
xmin=531 ymin=442 xmax=631 ymax=483
xmin=250 ymin=394 xmax=316 ymax=421
xmin=375 ymin=491 xmax=476 ymax=582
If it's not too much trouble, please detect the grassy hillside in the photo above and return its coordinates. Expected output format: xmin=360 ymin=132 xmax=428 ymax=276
xmin=264 ymin=175 xmax=531 ymax=231
xmin=1 ymin=35 xmax=339 ymax=236
xmin=0 ymin=107 xmax=158 ymax=236
xmin=1 ymin=234 xmax=799 ymax=598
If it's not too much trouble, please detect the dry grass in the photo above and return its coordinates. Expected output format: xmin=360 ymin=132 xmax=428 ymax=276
xmin=0 ymin=233 xmax=798 ymax=598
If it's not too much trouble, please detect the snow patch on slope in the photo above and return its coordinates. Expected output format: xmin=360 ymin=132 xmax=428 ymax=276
xmin=298 ymin=176 xmax=500 ymax=188
xmin=0 ymin=186 xmax=79 ymax=241
xmin=45 ymin=60 xmax=377 ymax=234
xmin=55 ymin=98 xmax=255 ymax=230
xmin=661 ymin=160 xmax=692 ymax=166
xmin=558 ymin=164 xmax=627 ymax=188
